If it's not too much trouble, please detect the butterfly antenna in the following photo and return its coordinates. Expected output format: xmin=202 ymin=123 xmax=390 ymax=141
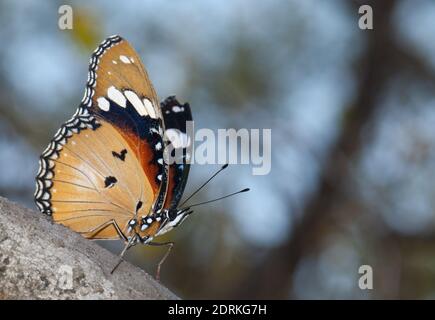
xmin=179 ymin=164 xmax=229 ymax=207
xmin=181 ymin=188 xmax=250 ymax=210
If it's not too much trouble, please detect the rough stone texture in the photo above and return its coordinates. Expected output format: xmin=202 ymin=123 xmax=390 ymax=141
xmin=0 ymin=196 xmax=178 ymax=299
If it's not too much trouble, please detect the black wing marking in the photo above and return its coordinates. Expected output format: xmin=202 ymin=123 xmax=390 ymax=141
xmin=112 ymin=149 xmax=127 ymax=161
xmin=161 ymin=96 xmax=193 ymax=210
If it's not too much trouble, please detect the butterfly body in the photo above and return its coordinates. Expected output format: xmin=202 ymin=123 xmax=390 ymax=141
xmin=35 ymin=35 xmax=193 ymax=246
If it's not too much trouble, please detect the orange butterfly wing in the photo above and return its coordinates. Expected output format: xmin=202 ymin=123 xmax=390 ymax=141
xmin=35 ymin=36 xmax=168 ymax=239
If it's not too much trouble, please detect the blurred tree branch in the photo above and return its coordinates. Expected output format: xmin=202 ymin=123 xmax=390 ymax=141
xmin=233 ymin=0 xmax=435 ymax=299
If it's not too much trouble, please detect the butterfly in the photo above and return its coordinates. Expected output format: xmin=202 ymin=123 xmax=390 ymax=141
xmin=34 ymin=35 xmax=196 ymax=278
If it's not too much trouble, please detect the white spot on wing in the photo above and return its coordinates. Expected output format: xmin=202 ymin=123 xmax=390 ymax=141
xmin=97 ymin=97 xmax=110 ymax=111
xmin=124 ymin=90 xmax=147 ymax=116
xmin=107 ymin=86 xmax=126 ymax=108
xmin=143 ymin=98 xmax=157 ymax=119
xmin=172 ymin=105 xmax=184 ymax=113
xmin=119 ymin=55 xmax=131 ymax=64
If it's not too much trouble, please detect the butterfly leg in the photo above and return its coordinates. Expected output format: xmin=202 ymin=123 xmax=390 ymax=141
xmin=79 ymin=219 xmax=128 ymax=242
xmin=147 ymin=241 xmax=174 ymax=281
xmin=111 ymin=235 xmax=136 ymax=274
xmin=77 ymin=219 xmax=133 ymax=274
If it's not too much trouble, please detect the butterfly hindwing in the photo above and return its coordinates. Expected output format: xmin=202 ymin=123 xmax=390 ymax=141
xmin=49 ymin=120 xmax=153 ymax=239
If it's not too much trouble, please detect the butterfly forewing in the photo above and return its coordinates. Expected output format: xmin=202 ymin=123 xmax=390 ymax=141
xmin=87 ymin=36 xmax=167 ymax=209
xmin=161 ymin=96 xmax=193 ymax=210
xmin=88 ymin=36 xmax=160 ymax=115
